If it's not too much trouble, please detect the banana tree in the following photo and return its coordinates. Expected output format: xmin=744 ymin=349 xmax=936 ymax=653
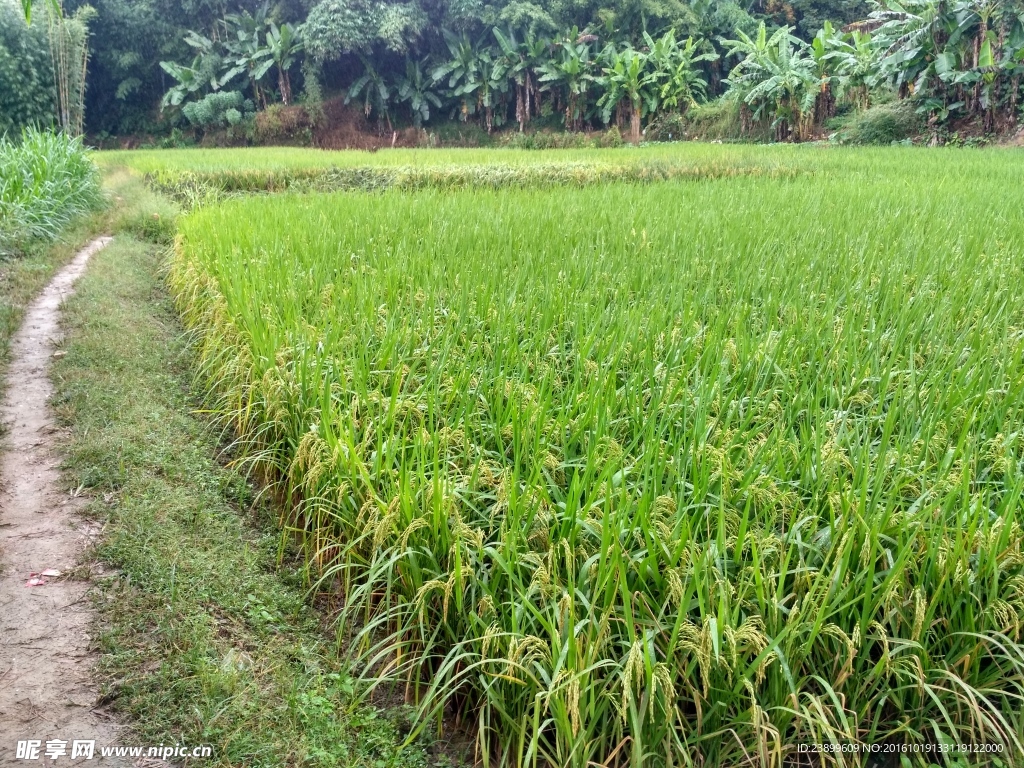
xmin=644 ymin=30 xmax=717 ymax=115
xmin=493 ymin=27 xmax=548 ymax=131
xmin=538 ymin=31 xmax=596 ymax=131
xmin=159 ymin=60 xmax=205 ymax=108
xmin=724 ymin=23 xmax=818 ymax=140
xmin=869 ymin=0 xmax=1024 ymax=125
xmin=397 ymin=59 xmax=442 ymax=127
xmin=868 ymin=0 xmax=951 ymax=98
xmin=478 ymin=54 xmax=510 ymax=131
xmin=824 ymin=29 xmax=874 ymax=110
xmin=597 ymin=45 xmax=655 ymax=142
xmin=347 ymin=55 xmax=392 ymax=131
xmin=808 ymin=21 xmax=841 ymax=121
xmin=221 ymin=6 xmax=275 ymax=108
xmin=265 ymin=22 xmax=302 ymax=105
xmin=433 ymin=31 xmax=491 ymax=123
xmin=158 ymin=29 xmax=226 ymax=110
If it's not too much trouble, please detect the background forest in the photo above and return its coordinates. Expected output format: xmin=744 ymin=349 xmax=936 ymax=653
xmin=3 ymin=0 xmax=1023 ymax=145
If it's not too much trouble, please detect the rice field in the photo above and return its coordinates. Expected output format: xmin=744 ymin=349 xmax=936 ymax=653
xmin=170 ymin=147 xmax=1024 ymax=767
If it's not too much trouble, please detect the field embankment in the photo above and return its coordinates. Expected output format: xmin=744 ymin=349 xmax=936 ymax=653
xmin=165 ymin=147 xmax=1024 ymax=766
xmin=102 ymin=144 xmax=807 ymax=202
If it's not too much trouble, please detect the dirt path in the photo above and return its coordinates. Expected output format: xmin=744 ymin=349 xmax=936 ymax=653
xmin=0 ymin=237 xmax=126 ymax=766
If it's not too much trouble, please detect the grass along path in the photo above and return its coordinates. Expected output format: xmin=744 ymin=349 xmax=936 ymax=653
xmin=0 ymin=237 xmax=125 ymax=763
xmin=0 ymin=166 xmax=174 ymax=376
xmin=51 ymin=233 xmax=464 ymax=768
xmin=0 ymin=219 xmax=109 ymax=372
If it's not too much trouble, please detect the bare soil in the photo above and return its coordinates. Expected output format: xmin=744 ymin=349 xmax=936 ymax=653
xmin=0 ymin=237 xmax=127 ymax=766
xmin=312 ymin=98 xmax=426 ymax=150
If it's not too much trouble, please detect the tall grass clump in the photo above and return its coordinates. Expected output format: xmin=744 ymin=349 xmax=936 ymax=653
xmin=833 ymin=102 xmax=925 ymax=146
xmin=171 ymin=151 xmax=1024 ymax=767
xmin=0 ymin=128 xmax=101 ymax=255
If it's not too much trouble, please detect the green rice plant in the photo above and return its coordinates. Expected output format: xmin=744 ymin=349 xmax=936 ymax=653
xmin=170 ymin=150 xmax=1024 ymax=767
xmin=108 ymin=143 xmax=1012 ymax=205
xmin=0 ymin=128 xmax=101 ymax=254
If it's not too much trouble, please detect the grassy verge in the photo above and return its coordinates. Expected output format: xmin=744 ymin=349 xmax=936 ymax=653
xmin=51 ymin=232 xmax=463 ymax=767
xmin=0 ymin=165 xmax=176 ymax=371
xmin=0 ymin=218 xmax=106 ymax=371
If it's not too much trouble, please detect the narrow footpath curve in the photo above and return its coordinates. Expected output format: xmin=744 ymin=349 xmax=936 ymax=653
xmin=0 ymin=238 xmax=126 ymax=766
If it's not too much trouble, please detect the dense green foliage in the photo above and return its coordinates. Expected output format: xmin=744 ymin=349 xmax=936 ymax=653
xmin=59 ymin=0 xmax=306 ymax=135
xmin=147 ymin=0 xmax=1024 ymax=144
xmin=0 ymin=129 xmax=101 ymax=255
xmin=833 ymin=99 xmax=924 ymax=143
xmin=10 ymin=0 xmax=1012 ymax=141
xmin=864 ymin=0 xmax=1024 ymax=131
xmin=62 ymin=0 xmax=880 ymax=137
xmin=182 ymin=91 xmax=257 ymax=132
xmin=170 ymin=146 xmax=1024 ymax=766
xmin=0 ymin=0 xmax=56 ymax=136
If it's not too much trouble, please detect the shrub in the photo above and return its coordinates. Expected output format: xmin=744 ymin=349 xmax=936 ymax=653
xmin=500 ymin=131 xmax=590 ymax=149
xmin=182 ymin=91 xmax=255 ymax=133
xmin=499 ymin=129 xmax=624 ymax=150
xmin=680 ymin=99 xmax=773 ymax=142
xmin=0 ymin=0 xmax=55 ymax=136
xmin=431 ymin=122 xmax=494 ymax=147
xmin=253 ymin=104 xmax=314 ymax=145
xmin=681 ymin=99 xmax=743 ymax=140
xmin=0 ymin=129 xmax=101 ymax=255
xmin=644 ymin=112 xmax=687 ymax=142
xmin=834 ymin=101 xmax=924 ymax=145
xmin=598 ymin=125 xmax=624 ymax=147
